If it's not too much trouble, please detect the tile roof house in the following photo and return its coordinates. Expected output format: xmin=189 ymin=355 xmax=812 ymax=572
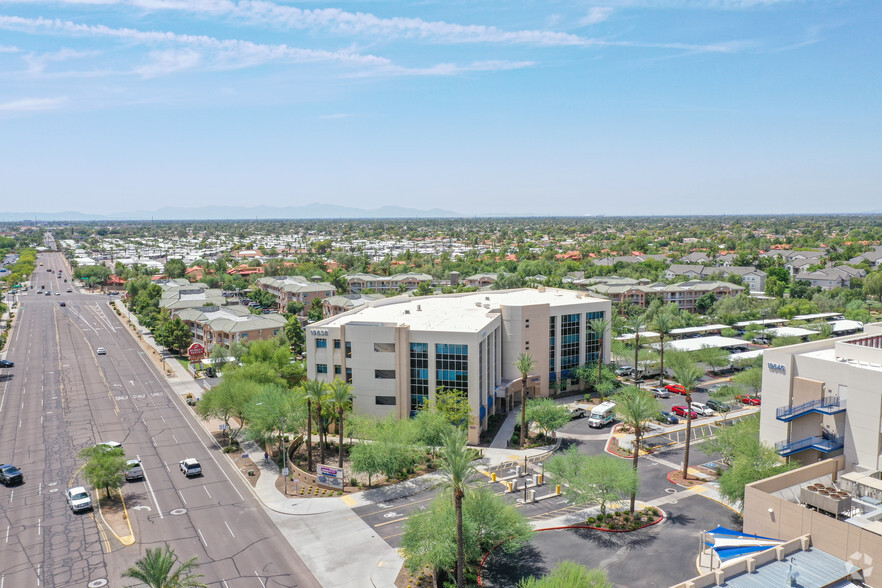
xmin=345 ymin=272 xmax=433 ymax=294
xmin=175 ymin=305 xmax=287 ymax=348
xmin=665 ymin=264 xmax=767 ymax=292
xmin=159 ymin=283 xmax=227 ymax=310
xmin=794 ymin=265 xmax=866 ymax=290
xmin=848 ymin=245 xmax=882 ymax=268
xmin=256 ymin=275 xmax=336 ymax=315
xmin=463 ymin=273 xmax=498 ymax=288
xmin=323 ymin=293 xmax=386 ymax=317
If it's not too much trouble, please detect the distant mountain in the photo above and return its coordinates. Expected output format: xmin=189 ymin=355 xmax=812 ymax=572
xmin=0 ymin=204 xmax=463 ymax=222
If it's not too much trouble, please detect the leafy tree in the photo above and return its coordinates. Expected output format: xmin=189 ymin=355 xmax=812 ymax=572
xmin=350 ymin=415 xmax=421 ymax=484
xmin=865 ymin=271 xmax=882 ymax=302
xmin=519 ymin=562 xmax=613 ymax=588
xmin=576 ymin=362 xmax=619 ymax=402
xmin=652 ymin=310 xmax=677 ymax=386
xmin=164 ymin=258 xmax=187 ymax=279
xmin=401 ymin=487 xmax=532 ymax=585
xmin=615 ymin=386 xmax=660 ymax=513
xmin=301 ymin=379 xmax=328 ymax=472
xmin=440 ymin=427 xmax=477 ymax=588
xmin=284 ymin=316 xmax=306 ymax=355
xmin=307 ymin=297 xmax=324 ymax=322
xmin=525 ymin=398 xmax=570 ymax=436
xmin=733 ymin=367 xmax=763 ymax=395
xmin=695 ymin=292 xmax=717 ymax=314
xmin=694 ymin=346 xmax=730 ymax=374
xmin=245 ymin=385 xmax=305 ymax=463
xmin=771 ymin=335 xmax=803 ymax=347
xmin=77 ymin=445 xmax=127 ymax=499
xmin=196 ymin=378 xmax=261 ymax=444
xmin=514 ymin=352 xmax=536 ymax=449
xmin=327 ymin=378 xmax=353 ymax=469
xmin=349 ymin=440 xmax=384 ymax=488
xmin=587 ymin=316 xmax=610 ymax=387
xmin=73 ymin=264 xmax=112 ymax=287
xmin=121 ymin=544 xmax=206 ymax=588
xmin=430 ymin=386 xmax=474 ymax=429
xmin=158 ymin=317 xmax=192 ymax=354
xmin=412 ymin=408 xmax=455 ymax=458
xmin=285 ymin=300 xmax=306 ymax=315
xmin=672 ymin=364 xmax=703 ymax=480
xmin=208 ymin=343 xmax=230 ymax=372
xmin=544 ymin=449 xmax=638 ymax=517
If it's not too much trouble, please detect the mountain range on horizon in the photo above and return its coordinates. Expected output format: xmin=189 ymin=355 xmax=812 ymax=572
xmin=0 ymin=203 xmax=468 ymax=222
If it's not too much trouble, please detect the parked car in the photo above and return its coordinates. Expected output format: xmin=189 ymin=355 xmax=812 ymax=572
xmin=125 ymin=459 xmax=143 ymax=481
xmin=96 ymin=441 xmax=122 ymax=451
xmin=59 ymin=302 xmax=65 ymax=307
xmin=672 ymin=405 xmax=698 ymax=419
xmin=651 ymin=387 xmax=671 ymax=399
xmin=615 ymin=366 xmax=634 ymax=377
xmin=568 ymin=406 xmax=587 ymax=419
xmin=690 ymin=402 xmax=715 ymax=417
xmin=66 ymin=486 xmax=93 ymax=512
xmin=665 ymin=384 xmax=687 ymax=395
xmin=657 ymin=410 xmax=679 ymax=425
xmin=736 ymin=394 xmax=762 ymax=406
xmin=706 ymin=398 xmax=731 ymax=413
xmin=96 ymin=348 xmax=106 ymax=355
xmin=54 ymin=292 xmax=60 ymax=296
xmin=179 ymin=458 xmax=202 ymax=477
xmin=66 ymin=288 xmax=72 ymax=292
xmin=0 ymin=360 xmax=13 ymax=368
xmin=0 ymin=464 xmax=23 ymax=485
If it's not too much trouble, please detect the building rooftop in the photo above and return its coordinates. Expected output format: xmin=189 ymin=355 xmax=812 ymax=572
xmin=316 ymin=288 xmax=606 ymax=333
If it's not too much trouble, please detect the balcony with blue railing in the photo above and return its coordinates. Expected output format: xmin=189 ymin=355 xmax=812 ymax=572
xmin=776 ymin=396 xmax=846 ymax=422
xmin=775 ymin=434 xmax=844 ymax=457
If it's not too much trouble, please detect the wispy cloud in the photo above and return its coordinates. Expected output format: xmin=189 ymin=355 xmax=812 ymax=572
xmin=23 ymin=47 xmax=98 ymax=75
xmin=319 ymin=113 xmax=352 ymax=119
xmin=0 ymin=96 xmax=67 ymax=111
xmin=134 ymin=48 xmax=201 ymax=77
xmin=0 ymin=44 xmax=20 ymax=52
xmin=354 ymin=59 xmax=536 ymax=78
xmin=580 ymin=7 xmax=613 ymax=26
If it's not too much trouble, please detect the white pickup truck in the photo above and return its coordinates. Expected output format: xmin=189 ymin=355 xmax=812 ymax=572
xmin=179 ymin=458 xmax=202 ymax=477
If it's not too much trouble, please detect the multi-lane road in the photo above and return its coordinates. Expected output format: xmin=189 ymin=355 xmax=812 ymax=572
xmin=1 ymin=251 xmax=320 ymax=587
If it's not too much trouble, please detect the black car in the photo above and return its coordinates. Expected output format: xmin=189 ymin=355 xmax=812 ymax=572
xmin=0 ymin=464 xmax=23 ymax=485
xmin=657 ymin=410 xmax=679 ymax=425
xmin=706 ymin=399 xmax=731 ymax=413
xmin=0 ymin=360 xmax=13 ymax=368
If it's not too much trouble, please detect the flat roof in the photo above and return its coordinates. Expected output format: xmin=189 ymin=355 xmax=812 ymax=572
xmin=317 ymin=288 xmax=608 ymax=334
xmin=764 ymin=326 xmax=817 ymax=338
xmin=670 ymin=324 xmax=729 ymax=335
xmin=733 ymin=318 xmax=788 ymax=328
xmin=720 ymin=546 xmax=859 ymax=588
xmin=651 ymin=335 xmax=747 ymax=353
xmin=615 ymin=331 xmax=660 ymax=341
xmin=793 ymin=312 xmax=844 ymax=321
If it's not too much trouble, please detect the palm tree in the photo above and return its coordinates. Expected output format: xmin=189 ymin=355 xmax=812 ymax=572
xmin=302 ymin=379 xmax=328 ymax=472
xmin=652 ymin=310 xmax=676 ymax=386
xmin=328 ymin=378 xmax=353 ymax=469
xmin=628 ymin=314 xmax=646 ymax=379
xmin=121 ymin=544 xmax=206 ymax=588
xmin=672 ymin=364 xmax=703 ymax=480
xmin=514 ymin=352 xmax=536 ymax=450
xmin=587 ymin=316 xmax=611 ymax=392
xmin=439 ymin=427 xmax=478 ymax=588
xmin=616 ymin=387 xmax=659 ymax=513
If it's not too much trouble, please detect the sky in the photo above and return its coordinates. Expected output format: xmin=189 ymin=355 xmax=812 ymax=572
xmin=0 ymin=1 xmax=880 ymax=217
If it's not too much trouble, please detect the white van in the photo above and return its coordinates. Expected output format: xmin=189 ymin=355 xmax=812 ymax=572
xmin=690 ymin=402 xmax=714 ymax=417
xmin=588 ymin=402 xmax=617 ymax=429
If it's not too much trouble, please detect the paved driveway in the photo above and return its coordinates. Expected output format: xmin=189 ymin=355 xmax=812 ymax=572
xmin=480 ymin=493 xmax=742 ymax=588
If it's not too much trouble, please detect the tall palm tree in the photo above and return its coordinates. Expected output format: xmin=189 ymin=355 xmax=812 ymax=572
xmin=514 ymin=352 xmax=536 ymax=450
xmin=616 ymin=387 xmax=659 ymax=514
xmin=439 ymin=427 xmax=478 ymax=588
xmin=652 ymin=311 xmax=677 ymax=386
xmin=302 ymin=379 xmax=328 ymax=472
xmin=121 ymin=544 xmax=206 ymax=588
xmin=328 ymin=378 xmax=353 ymax=469
xmin=672 ymin=364 xmax=703 ymax=481
xmin=587 ymin=316 xmax=611 ymax=392
xmin=628 ymin=314 xmax=646 ymax=379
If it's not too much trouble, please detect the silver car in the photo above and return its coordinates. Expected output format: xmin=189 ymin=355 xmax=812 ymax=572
xmin=66 ymin=486 xmax=92 ymax=512
xmin=125 ymin=459 xmax=143 ymax=481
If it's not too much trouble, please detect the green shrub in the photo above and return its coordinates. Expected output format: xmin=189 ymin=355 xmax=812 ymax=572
xmin=586 ymin=517 xmax=595 ymax=524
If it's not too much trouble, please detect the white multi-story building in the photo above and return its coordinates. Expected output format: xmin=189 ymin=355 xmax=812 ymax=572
xmin=306 ymin=288 xmax=611 ymax=442
xmin=759 ymin=323 xmax=882 ymax=470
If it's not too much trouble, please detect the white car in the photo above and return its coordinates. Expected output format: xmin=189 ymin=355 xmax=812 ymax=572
xmin=125 ymin=459 xmax=143 ymax=481
xmin=97 ymin=441 xmax=122 ymax=452
xmin=96 ymin=348 xmax=106 ymax=355
xmin=690 ymin=402 xmax=715 ymax=417
xmin=179 ymin=458 xmax=202 ymax=477
xmin=66 ymin=486 xmax=93 ymax=512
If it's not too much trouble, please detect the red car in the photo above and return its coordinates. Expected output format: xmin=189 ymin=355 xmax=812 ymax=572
xmin=736 ymin=394 xmax=761 ymax=406
xmin=672 ymin=405 xmax=698 ymax=419
xmin=665 ymin=384 xmax=687 ymax=395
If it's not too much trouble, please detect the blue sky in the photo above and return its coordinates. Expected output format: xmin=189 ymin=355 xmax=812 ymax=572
xmin=1 ymin=1 xmax=879 ymax=217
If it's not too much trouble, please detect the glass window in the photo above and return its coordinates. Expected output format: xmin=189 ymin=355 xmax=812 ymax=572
xmin=375 ymin=396 xmax=396 ymax=405
xmin=315 ymin=338 xmax=327 ymax=348
xmin=410 ymin=343 xmax=429 ymax=412
xmin=345 ymin=367 xmax=352 ymax=384
xmin=375 ymin=369 xmax=396 ymax=379
xmin=333 ymin=339 xmax=341 ymax=349
xmin=436 ymin=343 xmax=468 ymax=393
xmin=549 ymin=316 xmax=556 ymax=375
xmin=560 ymin=313 xmax=581 ymax=371
xmin=374 ymin=343 xmax=395 ymax=353
xmin=585 ymin=311 xmax=605 ymax=363
xmin=334 ymin=364 xmax=342 ymax=375
xmin=345 ymin=341 xmax=352 ymax=358
xmin=317 ymin=364 xmax=328 ymax=374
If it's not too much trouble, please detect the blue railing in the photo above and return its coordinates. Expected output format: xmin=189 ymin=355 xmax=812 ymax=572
xmin=775 ymin=435 xmax=844 ymax=457
xmin=776 ymin=396 xmax=845 ymax=421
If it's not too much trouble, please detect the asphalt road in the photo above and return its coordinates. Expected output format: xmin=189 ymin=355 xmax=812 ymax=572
xmin=1 ymin=251 xmax=320 ymax=588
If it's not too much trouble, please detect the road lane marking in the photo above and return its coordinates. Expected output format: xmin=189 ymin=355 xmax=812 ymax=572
xmin=204 ymin=487 xmax=211 ymax=499
xmin=224 ymin=520 xmax=235 ymax=538
xmin=179 ymin=491 xmax=187 ymax=505
xmin=5 ymin=525 xmax=8 ymax=543
xmin=37 ymin=519 xmax=41 ymax=535
xmin=254 ymin=573 xmax=267 ymax=588
xmin=139 ymin=455 xmax=164 ymax=519
xmin=197 ymin=528 xmax=207 ymax=547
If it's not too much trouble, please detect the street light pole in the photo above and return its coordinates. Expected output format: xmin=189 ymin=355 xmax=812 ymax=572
xmin=256 ymin=402 xmax=288 ymax=495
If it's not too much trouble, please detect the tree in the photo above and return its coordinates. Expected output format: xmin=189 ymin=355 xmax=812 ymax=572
xmin=164 ymin=258 xmax=187 ymax=279
xmin=733 ymin=367 xmax=763 ymax=395
xmin=77 ymin=445 xmax=127 ymax=499
xmin=514 ymin=352 xmax=536 ymax=450
xmin=301 ymin=379 xmax=328 ymax=472
xmin=577 ymin=362 xmax=619 ymax=402
xmin=349 ymin=441 xmax=384 ymax=488
xmin=519 ymin=562 xmax=613 ymax=588
xmin=587 ymin=316 xmax=610 ymax=387
xmin=285 ymin=300 xmax=306 ymax=316
xmin=672 ymin=364 xmax=704 ymax=480
xmin=525 ymin=398 xmax=571 ymax=437
xmin=627 ymin=314 xmax=646 ymax=378
xmin=440 ymin=427 xmax=477 ymax=588
xmin=865 ymin=271 xmax=882 ymax=302
xmin=208 ymin=343 xmax=229 ymax=372
xmin=695 ymin=292 xmax=717 ymax=314
xmin=328 ymin=378 xmax=353 ymax=469
xmin=121 ymin=544 xmax=206 ymax=588
xmin=652 ymin=310 xmax=677 ymax=386
xmin=431 ymin=387 xmax=474 ymax=429
xmin=412 ymin=409 xmax=455 ymax=458
xmin=307 ymin=297 xmax=324 ymax=322
xmin=695 ymin=346 xmax=730 ymax=374
xmin=159 ymin=317 xmax=192 ymax=354
xmin=615 ymin=386 xmax=660 ymax=513
xmin=401 ymin=487 xmax=532 ymax=585
xmin=544 ymin=449 xmax=638 ymax=517
xmin=196 ymin=378 xmax=261 ymax=444
xmin=245 ymin=385 xmax=305 ymax=465
xmin=284 ymin=316 xmax=305 ymax=356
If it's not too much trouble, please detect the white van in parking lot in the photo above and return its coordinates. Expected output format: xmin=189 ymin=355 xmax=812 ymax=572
xmin=587 ymin=402 xmax=617 ymax=429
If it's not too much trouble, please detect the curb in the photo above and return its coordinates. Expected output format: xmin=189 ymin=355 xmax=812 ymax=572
xmin=94 ymin=487 xmax=136 ymax=546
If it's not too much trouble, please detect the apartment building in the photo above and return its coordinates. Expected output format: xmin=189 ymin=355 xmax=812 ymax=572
xmin=345 ymin=272 xmax=433 ymax=294
xmin=323 ymin=293 xmax=385 ymax=317
xmin=580 ymin=277 xmax=743 ymax=311
xmin=159 ymin=281 xmax=227 ymax=311
xmin=794 ymin=265 xmax=866 ymax=290
xmin=463 ymin=273 xmax=498 ymax=288
xmin=174 ymin=305 xmax=287 ymax=348
xmin=658 ymin=280 xmax=744 ymax=312
xmin=305 ymin=288 xmax=611 ymax=443
xmin=256 ymin=275 xmax=336 ymax=314
xmin=665 ymin=264 xmax=767 ymax=292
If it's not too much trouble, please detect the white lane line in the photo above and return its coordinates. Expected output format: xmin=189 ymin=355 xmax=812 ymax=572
xmin=254 ymin=572 xmax=267 ymax=588
xmin=224 ymin=520 xmax=235 ymax=538
xmin=222 ymin=580 xmax=230 ymax=588
xmin=204 ymin=486 xmax=211 ymax=499
xmin=139 ymin=455 xmax=164 ymax=519
xmin=172 ymin=434 xmax=179 ymax=444
xmin=37 ymin=519 xmax=41 ymax=536
xmin=197 ymin=528 xmax=207 ymax=548
xmin=36 ymin=564 xmax=40 ymax=585
xmin=179 ymin=490 xmax=187 ymax=505
xmin=5 ymin=525 xmax=9 ymax=543
xmin=161 ymin=415 xmax=166 ymax=423
xmin=38 ymin=482 xmax=42 ymax=496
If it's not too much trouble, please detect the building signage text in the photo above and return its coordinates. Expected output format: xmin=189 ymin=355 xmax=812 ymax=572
xmin=767 ymin=362 xmax=786 ymax=375
xmin=310 ymin=329 xmax=329 ymax=336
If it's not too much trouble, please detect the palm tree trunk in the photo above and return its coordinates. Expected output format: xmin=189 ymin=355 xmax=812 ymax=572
xmin=682 ymin=393 xmax=692 ymax=480
xmin=630 ymin=431 xmax=640 ymax=514
xmin=338 ymin=409 xmax=345 ymax=469
xmin=307 ymin=399 xmax=313 ymax=473
xmin=633 ymin=333 xmax=640 ymax=380
xmin=317 ymin=402 xmax=325 ymax=465
xmin=519 ymin=378 xmax=527 ymax=450
xmin=455 ymin=489 xmax=465 ymax=588
xmin=658 ymin=334 xmax=665 ymax=386
xmin=597 ymin=342 xmax=603 ymax=399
